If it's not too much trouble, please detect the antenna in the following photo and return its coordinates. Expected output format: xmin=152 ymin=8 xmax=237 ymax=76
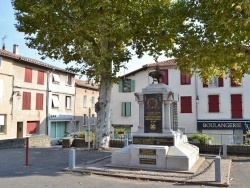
xmin=2 ymin=35 xmax=7 ymax=50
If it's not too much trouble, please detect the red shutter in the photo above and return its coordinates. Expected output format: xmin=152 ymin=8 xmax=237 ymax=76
xmin=25 ymin=68 xmax=32 ymax=82
xmin=180 ymin=71 xmax=191 ymax=85
xmin=22 ymin=92 xmax=31 ymax=110
xmin=161 ymin=70 xmax=168 ymax=85
xmin=218 ymin=77 xmax=224 ymax=87
xmin=27 ymin=121 xmax=37 ymax=134
xmin=37 ymin=70 xmax=44 ymax=85
xmin=203 ymin=82 xmax=208 ymax=87
xmin=181 ymin=96 xmax=192 ymax=113
xmin=231 ymin=94 xmax=242 ymax=118
xmin=208 ymin=95 xmax=219 ymax=112
xmin=36 ymin=93 xmax=43 ymax=110
xmin=180 ymin=73 xmax=185 ymax=85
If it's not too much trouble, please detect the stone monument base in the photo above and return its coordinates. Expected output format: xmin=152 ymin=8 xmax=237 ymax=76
xmin=111 ymin=142 xmax=200 ymax=172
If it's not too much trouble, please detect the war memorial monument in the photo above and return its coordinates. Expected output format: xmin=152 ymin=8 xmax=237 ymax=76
xmin=111 ymin=67 xmax=201 ymax=171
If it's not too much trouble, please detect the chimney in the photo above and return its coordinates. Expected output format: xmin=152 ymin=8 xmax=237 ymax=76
xmin=13 ymin=44 xmax=19 ymax=55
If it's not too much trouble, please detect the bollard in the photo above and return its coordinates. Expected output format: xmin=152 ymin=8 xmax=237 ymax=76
xmin=215 ymin=156 xmax=222 ymax=182
xmin=26 ymin=137 xmax=29 ymax=166
xmin=222 ymin=144 xmax=227 ymax=159
xmin=69 ymin=149 xmax=75 ymax=170
xmin=124 ymin=138 xmax=128 ymax=147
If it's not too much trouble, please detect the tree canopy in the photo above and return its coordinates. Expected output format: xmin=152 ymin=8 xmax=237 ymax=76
xmin=12 ymin=0 xmax=250 ymax=148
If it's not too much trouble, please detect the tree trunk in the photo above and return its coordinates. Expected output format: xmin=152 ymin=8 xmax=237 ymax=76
xmin=95 ymin=75 xmax=112 ymax=149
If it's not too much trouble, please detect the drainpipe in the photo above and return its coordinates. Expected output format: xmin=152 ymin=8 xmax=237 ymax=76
xmin=195 ymin=72 xmax=199 ymax=128
xmin=46 ymin=71 xmax=50 ymax=135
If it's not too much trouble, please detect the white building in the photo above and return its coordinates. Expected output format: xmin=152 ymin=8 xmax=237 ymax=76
xmin=110 ymin=59 xmax=250 ymax=144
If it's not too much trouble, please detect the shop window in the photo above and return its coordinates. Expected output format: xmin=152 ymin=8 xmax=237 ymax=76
xmin=180 ymin=96 xmax=192 ymax=113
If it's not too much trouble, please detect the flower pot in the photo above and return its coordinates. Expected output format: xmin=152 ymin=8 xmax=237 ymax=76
xmin=205 ymin=140 xmax=212 ymax=145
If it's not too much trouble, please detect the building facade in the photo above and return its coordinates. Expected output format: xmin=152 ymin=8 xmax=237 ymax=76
xmin=0 ymin=45 xmax=76 ymax=142
xmin=110 ymin=59 xmax=250 ymax=144
xmin=74 ymin=79 xmax=99 ymax=132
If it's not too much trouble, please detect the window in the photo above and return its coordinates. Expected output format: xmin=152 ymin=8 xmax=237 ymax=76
xmin=24 ymin=68 xmax=32 ymax=83
xmin=180 ymin=71 xmax=191 ymax=85
xmin=208 ymin=95 xmax=219 ymax=112
xmin=180 ymin=96 xmax=192 ymax=113
xmin=0 ymin=114 xmax=5 ymax=133
xmin=83 ymin=95 xmax=87 ymax=107
xmin=66 ymin=75 xmax=72 ymax=85
xmin=0 ymin=79 xmax=3 ymax=99
xmin=113 ymin=126 xmax=132 ymax=139
xmin=37 ymin=70 xmax=44 ymax=85
xmin=119 ymin=79 xmax=135 ymax=92
xmin=22 ymin=92 xmax=31 ymax=110
xmin=231 ymin=94 xmax=242 ymax=118
xmin=91 ymin=114 xmax=95 ymax=125
xmin=91 ymin=97 xmax=95 ymax=108
xmin=83 ymin=114 xmax=87 ymax=126
xmin=121 ymin=102 xmax=131 ymax=116
xmin=203 ymin=77 xmax=223 ymax=87
xmin=52 ymin=73 xmax=60 ymax=83
xmin=160 ymin=69 xmax=168 ymax=85
xmin=0 ymin=57 xmax=2 ymax=67
xmin=65 ymin=96 xmax=71 ymax=109
xmin=52 ymin=94 xmax=59 ymax=108
xmin=50 ymin=122 xmax=67 ymax=138
xmin=36 ymin=93 xmax=43 ymax=110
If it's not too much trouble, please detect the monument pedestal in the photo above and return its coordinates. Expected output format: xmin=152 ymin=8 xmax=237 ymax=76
xmin=111 ymin=78 xmax=201 ymax=172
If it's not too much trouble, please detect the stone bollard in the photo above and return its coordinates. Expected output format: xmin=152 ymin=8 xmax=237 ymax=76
xmin=124 ymin=138 xmax=128 ymax=147
xmin=222 ymin=144 xmax=227 ymax=159
xmin=215 ymin=156 xmax=222 ymax=182
xmin=69 ymin=149 xmax=75 ymax=170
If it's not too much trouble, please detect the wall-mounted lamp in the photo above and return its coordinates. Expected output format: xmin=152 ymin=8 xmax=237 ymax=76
xmin=13 ymin=91 xmax=22 ymax=99
xmin=196 ymin=95 xmax=199 ymax=104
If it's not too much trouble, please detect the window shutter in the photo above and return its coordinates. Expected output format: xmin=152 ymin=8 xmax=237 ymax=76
xmin=25 ymin=68 xmax=32 ymax=82
xmin=180 ymin=73 xmax=185 ymax=84
xmin=131 ymin=80 xmax=135 ymax=92
xmin=119 ymin=81 xmax=123 ymax=92
xmin=231 ymin=94 xmax=242 ymax=118
xmin=121 ymin=102 xmax=126 ymax=116
xmin=22 ymin=92 xmax=31 ymax=110
xmin=218 ymin=77 xmax=224 ymax=87
xmin=36 ymin=93 xmax=43 ymax=110
xmin=37 ymin=70 xmax=44 ymax=85
xmin=181 ymin=96 xmax=192 ymax=113
xmin=208 ymin=95 xmax=219 ymax=112
xmin=203 ymin=82 xmax=208 ymax=87
xmin=161 ymin=70 xmax=168 ymax=85
xmin=125 ymin=102 xmax=131 ymax=116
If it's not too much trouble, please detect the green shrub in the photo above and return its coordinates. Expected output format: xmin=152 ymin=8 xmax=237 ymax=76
xmin=188 ymin=133 xmax=214 ymax=145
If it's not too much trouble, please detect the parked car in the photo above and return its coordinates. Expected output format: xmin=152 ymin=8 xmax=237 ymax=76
xmin=58 ymin=132 xmax=78 ymax=145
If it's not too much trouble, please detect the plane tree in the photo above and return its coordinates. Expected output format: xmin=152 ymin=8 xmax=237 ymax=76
xmin=12 ymin=0 xmax=175 ymax=149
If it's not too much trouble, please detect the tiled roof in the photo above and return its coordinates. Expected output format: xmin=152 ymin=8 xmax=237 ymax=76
xmin=75 ymin=79 xmax=99 ymax=90
xmin=122 ymin=58 xmax=177 ymax=77
xmin=147 ymin=59 xmax=177 ymax=67
xmin=0 ymin=49 xmax=76 ymax=74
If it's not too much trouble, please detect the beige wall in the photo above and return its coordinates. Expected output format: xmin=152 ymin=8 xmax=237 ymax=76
xmin=0 ymin=57 xmax=14 ymax=139
xmin=74 ymin=85 xmax=99 ymax=131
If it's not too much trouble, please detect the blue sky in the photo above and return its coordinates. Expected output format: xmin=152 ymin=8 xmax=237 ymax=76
xmin=0 ymin=1 xmax=166 ymax=76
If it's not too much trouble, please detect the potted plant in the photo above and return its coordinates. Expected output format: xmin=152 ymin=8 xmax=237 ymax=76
xmin=188 ymin=133 xmax=214 ymax=145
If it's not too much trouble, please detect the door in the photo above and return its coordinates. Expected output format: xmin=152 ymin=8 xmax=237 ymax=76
xmin=17 ymin=122 xmax=23 ymax=138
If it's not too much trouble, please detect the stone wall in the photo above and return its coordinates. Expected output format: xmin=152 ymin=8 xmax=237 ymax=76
xmin=109 ymin=140 xmax=250 ymax=155
xmin=0 ymin=135 xmax=51 ymax=149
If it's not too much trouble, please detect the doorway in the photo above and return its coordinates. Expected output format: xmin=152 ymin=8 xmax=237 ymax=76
xmin=17 ymin=122 xmax=23 ymax=138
